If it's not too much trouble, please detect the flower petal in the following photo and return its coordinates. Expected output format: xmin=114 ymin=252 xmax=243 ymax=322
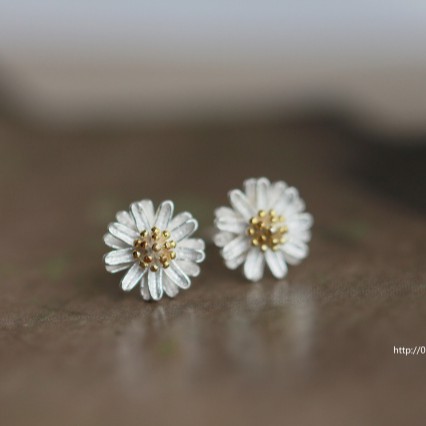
xmin=288 ymin=229 xmax=312 ymax=243
xmin=138 ymin=200 xmax=155 ymax=227
xmin=282 ymin=251 xmax=303 ymax=265
xmin=268 ymin=181 xmax=287 ymax=210
xmin=243 ymin=248 xmax=265 ymax=282
xmin=225 ymin=253 xmax=246 ymax=270
xmin=176 ymin=247 xmax=205 ymax=263
xmin=164 ymin=261 xmax=191 ymax=289
xmin=163 ymin=274 xmax=179 ymax=298
xmin=171 ymin=219 xmax=198 ymax=242
xmin=108 ymin=222 xmax=139 ymax=246
xmin=170 ymin=212 xmax=192 ymax=231
xmin=222 ymin=235 xmax=250 ymax=260
xmin=282 ymin=240 xmax=309 ymax=260
xmin=265 ymin=250 xmax=288 ymax=279
xmin=229 ymin=189 xmax=256 ymax=220
xmin=103 ymin=233 xmax=128 ymax=249
xmin=178 ymin=238 xmax=205 ymax=251
xmin=120 ymin=263 xmax=146 ymax=292
xmin=215 ymin=206 xmax=240 ymax=221
xmin=130 ymin=202 xmax=151 ymax=232
xmin=154 ymin=200 xmax=174 ymax=230
xmin=243 ymin=178 xmax=257 ymax=205
xmin=148 ymin=269 xmax=164 ymax=301
xmin=256 ymin=177 xmax=270 ymax=211
xmin=105 ymin=263 xmax=132 ymax=273
xmin=140 ymin=275 xmax=151 ymax=300
xmin=276 ymin=187 xmax=305 ymax=216
xmin=287 ymin=213 xmax=313 ymax=231
xmin=104 ymin=248 xmax=134 ymax=266
xmin=213 ymin=231 xmax=235 ymax=247
xmin=215 ymin=217 xmax=247 ymax=233
xmin=116 ymin=210 xmax=137 ymax=230
xmin=177 ymin=260 xmax=201 ymax=277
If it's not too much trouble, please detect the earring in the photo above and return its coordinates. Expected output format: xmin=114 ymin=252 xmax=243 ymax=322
xmin=214 ymin=177 xmax=313 ymax=282
xmin=103 ymin=199 xmax=205 ymax=301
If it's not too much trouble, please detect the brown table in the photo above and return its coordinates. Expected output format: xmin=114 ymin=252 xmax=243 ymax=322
xmin=1 ymin=118 xmax=425 ymax=426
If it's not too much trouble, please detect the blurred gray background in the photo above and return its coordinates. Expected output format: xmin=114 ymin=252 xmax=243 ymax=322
xmin=0 ymin=1 xmax=425 ymax=134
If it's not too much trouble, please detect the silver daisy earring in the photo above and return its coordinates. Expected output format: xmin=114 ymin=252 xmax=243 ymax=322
xmin=214 ymin=177 xmax=313 ymax=282
xmin=103 ymin=200 xmax=205 ymax=301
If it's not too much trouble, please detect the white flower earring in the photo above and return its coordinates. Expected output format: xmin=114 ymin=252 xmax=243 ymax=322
xmin=214 ymin=177 xmax=313 ymax=282
xmin=103 ymin=200 xmax=205 ymax=301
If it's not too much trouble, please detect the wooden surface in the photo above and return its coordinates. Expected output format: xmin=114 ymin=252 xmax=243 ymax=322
xmin=0 ymin=119 xmax=425 ymax=426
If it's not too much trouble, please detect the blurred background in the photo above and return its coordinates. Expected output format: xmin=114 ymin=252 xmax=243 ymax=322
xmin=1 ymin=2 xmax=426 ymax=426
xmin=0 ymin=1 xmax=426 ymax=134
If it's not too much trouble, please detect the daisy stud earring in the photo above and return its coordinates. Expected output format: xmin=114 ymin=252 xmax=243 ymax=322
xmin=103 ymin=200 xmax=205 ymax=301
xmin=214 ymin=178 xmax=313 ymax=282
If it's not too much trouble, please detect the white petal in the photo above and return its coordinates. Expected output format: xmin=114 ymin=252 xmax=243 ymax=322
xmin=154 ymin=200 xmax=174 ymax=230
xmin=222 ymin=235 xmax=250 ymax=260
xmin=170 ymin=212 xmax=192 ymax=231
xmin=178 ymin=238 xmax=205 ymax=250
xmin=229 ymin=189 xmax=256 ymax=220
xmin=268 ymin=181 xmax=287 ymax=210
xmin=243 ymin=248 xmax=265 ymax=282
xmin=265 ymin=250 xmax=288 ymax=279
xmin=130 ymin=202 xmax=151 ymax=232
xmin=104 ymin=248 xmax=134 ymax=266
xmin=282 ymin=240 xmax=309 ymax=260
xmin=138 ymin=200 xmax=155 ymax=227
xmin=243 ymin=178 xmax=257 ymax=205
xmin=116 ymin=210 xmax=137 ymax=230
xmin=288 ymin=229 xmax=312 ymax=243
xmin=176 ymin=247 xmax=205 ymax=263
xmin=287 ymin=213 xmax=313 ymax=231
xmin=140 ymin=275 xmax=151 ymax=300
xmin=103 ymin=233 xmax=127 ymax=249
xmin=276 ymin=187 xmax=305 ymax=216
xmin=105 ymin=263 xmax=132 ymax=273
xmin=164 ymin=261 xmax=191 ymax=289
xmin=282 ymin=251 xmax=303 ymax=265
xmin=256 ymin=177 xmax=270 ymax=211
xmin=215 ymin=217 xmax=247 ymax=233
xmin=108 ymin=223 xmax=139 ymax=246
xmin=171 ymin=219 xmax=198 ymax=242
xmin=148 ymin=269 xmax=164 ymax=301
xmin=214 ymin=206 xmax=240 ymax=220
xmin=120 ymin=263 xmax=146 ymax=292
xmin=177 ymin=260 xmax=201 ymax=277
xmin=225 ymin=253 xmax=246 ymax=270
xmin=213 ymin=231 xmax=235 ymax=247
xmin=163 ymin=274 xmax=179 ymax=298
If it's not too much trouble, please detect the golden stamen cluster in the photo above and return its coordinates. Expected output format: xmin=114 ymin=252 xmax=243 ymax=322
xmin=133 ymin=227 xmax=177 ymax=272
xmin=247 ymin=209 xmax=288 ymax=252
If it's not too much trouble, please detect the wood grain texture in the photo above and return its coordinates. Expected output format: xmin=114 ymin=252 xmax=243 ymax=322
xmin=0 ymin=120 xmax=425 ymax=426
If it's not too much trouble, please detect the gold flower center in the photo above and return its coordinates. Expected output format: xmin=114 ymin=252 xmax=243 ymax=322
xmin=133 ymin=227 xmax=177 ymax=272
xmin=247 ymin=210 xmax=288 ymax=252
